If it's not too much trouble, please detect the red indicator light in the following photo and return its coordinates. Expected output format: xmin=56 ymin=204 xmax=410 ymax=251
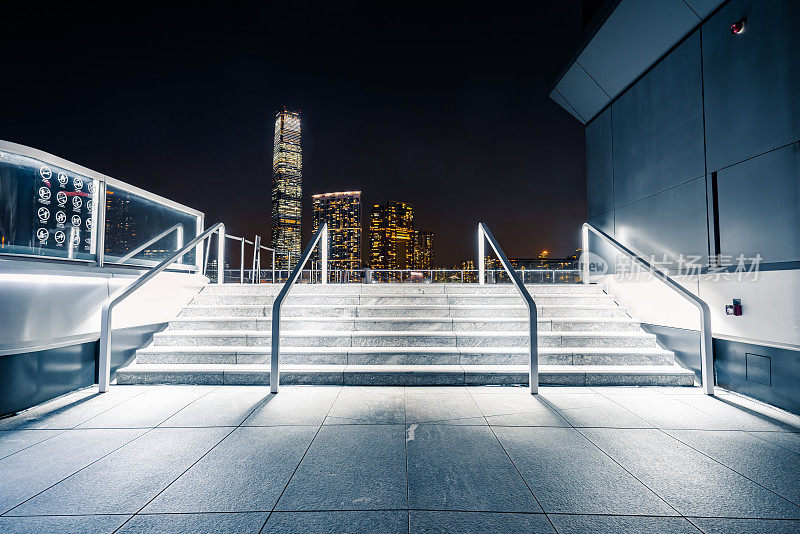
xmin=730 ymin=18 xmax=746 ymax=35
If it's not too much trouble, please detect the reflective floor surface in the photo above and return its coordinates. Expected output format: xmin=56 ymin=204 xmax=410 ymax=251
xmin=0 ymin=384 xmax=799 ymax=533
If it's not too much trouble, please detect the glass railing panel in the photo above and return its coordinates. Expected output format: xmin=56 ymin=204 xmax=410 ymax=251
xmin=103 ymin=184 xmax=198 ymax=267
xmin=0 ymin=151 xmax=99 ymax=260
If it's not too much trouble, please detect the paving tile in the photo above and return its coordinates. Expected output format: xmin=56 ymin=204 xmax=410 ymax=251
xmin=673 ymin=395 xmax=800 ymax=432
xmin=407 ymin=424 xmax=541 ymax=513
xmin=0 ymin=429 xmax=64 ymax=459
xmin=548 ymin=514 xmax=699 ymax=533
xmin=0 ymin=428 xmax=145 ymax=514
xmin=325 ymin=386 xmax=405 ymax=424
xmin=265 ymin=511 xmax=407 ymax=533
xmin=76 ymin=386 xmax=217 ymax=428
xmin=667 ymin=429 xmax=800 ymax=503
xmin=410 ymin=510 xmax=554 ymax=533
xmin=689 ymin=517 xmax=800 ymax=533
xmin=493 ymin=426 xmax=676 ymax=515
xmin=405 ymin=388 xmax=485 ymax=425
xmin=0 ymin=514 xmax=130 ymax=533
xmin=0 ymin=387 xmax=149 ymax=430
xmin=604 ymin=396 xmax=734 ymax=430
xmin=242 ymin=386 xmax=340 ymax=426
xmin=276 ymin=424 xmax=406 ymax=510
xmin=10 ymin=427 xmax=230 ymax=515
xmin=119 ymin=512 xmax=267 ymax=533
xmin=556 ymin=404 xmax=653 ymax=428
xmin=540 ymin=392 xmax=616 ymax=411
xmin=160 ymin=386 xmax=271 ymax=427
xmin=582 ymin=428 xmax=800 ymax=518
xmin=749 ymin=431 xmax=800 ymax=455
xmin=471 ymin=393 xmax=570 ymax=427
xmin=144 ymin=426 xmax=317 ymax=513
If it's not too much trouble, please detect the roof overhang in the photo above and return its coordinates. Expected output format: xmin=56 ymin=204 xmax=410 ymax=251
xmin=549 ymin=0 xmax=725 ymax=124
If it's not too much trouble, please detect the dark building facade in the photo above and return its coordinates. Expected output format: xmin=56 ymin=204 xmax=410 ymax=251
xmin=369 ymin=201 xmax=415 ymax=270
xmin=551 ymin=0 xmax=800 ymax=413
xmin=312 ymin=191 xmax=361 ymax=270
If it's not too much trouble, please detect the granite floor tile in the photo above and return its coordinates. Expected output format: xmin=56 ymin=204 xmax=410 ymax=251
xmin=748 ymin=431 xmax=800 ymax=455
xmin=471 ymin=392 xmax=570 ymax=427
xmin=325 ymin=386 xmax=405 ymax=424
xmin=407 ymin=424 xmax=541 ymax=513
xmin=604 ymin=396 xmax=735 ymax=430
xmin=76 ymin=386 xmax=217 ymax=428
xmin=548 ymin=514 xmax=700 ymax=533
xmin=673 ymin=395 xmax=800 ymax=432
xmin=9 ymin=427 xmax=230 ymax=515
xmin=0 ymin=429 xmax=64 ymax=459
xmin=0 ymin=514 xmax=130 ymax=534
xmin=582 ymin=428 xmax=800 ymax=518
xmin=143 ymin=426 xmax=317 ymax=513
xmin=159 ymin=386 xmax=271 ymax=427
xmin=556 ymin=403 xmax=653 ymax=428
xmin=409 ymin=510 xmax=554 ymax=533
xmin=242 ymin=386 xmax=341 ymax=426
xmin=118 ymin=512 xmax=267 ymax=533
xmin=493 ymin=426 xmax=676 ymax=515
xmin=689 ymin=517 xmax=800 ymax=533
xmin=276 ymin=424 xmax=407 ymax=510
xmin=405 ymin=388 xmax=485 ymax=425
xmin=0 ymin=428 xmax=145 ymax=514
xmin=264 ymin=510 xmax=407 ymax=533
xmin=666 ymin=429 xmax=800 ymax=503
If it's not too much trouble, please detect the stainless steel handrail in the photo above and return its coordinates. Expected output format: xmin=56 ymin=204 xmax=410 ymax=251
xmin=478 ymin=223 xmax=539 ymax=394
xmin=117 ymin=224 xmax=184 ymax=264
xmin=581 ymin=223 xmax=714 ymax=395
xmin=270 ymin=223 xmax=328 ymax=393
xmin=98 ymin=222 xmax=225 ymax=392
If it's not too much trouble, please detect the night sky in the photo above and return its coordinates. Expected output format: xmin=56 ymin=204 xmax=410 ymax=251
xmin=1 ymin=1 xmax=587 ymax=267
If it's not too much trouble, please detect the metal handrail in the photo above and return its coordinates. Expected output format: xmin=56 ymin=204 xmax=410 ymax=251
xmin=581 ymin=223 xmax=714 ymax=395
xmin=117 ymin=224 xmax=184 ymax=264
xmin=478 ymin=223 xmax=538 ymax=394
xmin=98 ymin=222 xmax=225 ymax=392
xmin=270 ymin=223 xmax=328 ymax=393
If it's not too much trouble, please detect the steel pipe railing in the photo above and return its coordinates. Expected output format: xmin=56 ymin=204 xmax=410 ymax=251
xmin=478 ymin=222 xmax=538 ymax=394
xmin=98 ymin=223 xmax=225 ymax=392
xmin=581 ymin=223 xmax=714 ymax=395
xmin=117 ymin=224 xmax=184 ymax=264
xmin=270 ymin=223 xmax=328 ymax=393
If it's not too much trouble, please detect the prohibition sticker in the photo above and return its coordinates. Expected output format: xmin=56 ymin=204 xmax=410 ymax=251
xmin=56 ymin=211 xmax=67 ymax=224
xmin=39 ymin=166 xmax=52 ymax=180
xmin=39 ymin=187 xmax=51 ymax=201
xmin=72 ymin=196 xmax=82 ymax=209
xmin=36 ymin=228 xmax=49 ymax=242
xmin=57 ymin=191 xmax=67 ymax=206
xmin=54 ymin=231 xmax=65 ymax=244
xmin=58 ymin=173 xmax=69 ymax=186
xmin=37 ymin=207 xmax=50 ymax=221
xmin=72 ymin=215 xmax=81 ymax=226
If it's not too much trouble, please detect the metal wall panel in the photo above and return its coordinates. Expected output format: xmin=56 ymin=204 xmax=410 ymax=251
xmin=554 ymin=63 xmax=610 ymax=123
xmin=716 ymin=142 xmax=800 ymax=263
xmin=612 ymin=31 xmax=706 ymax=208
xmin=578 ymin=0 xmax=701 ymax=98
xmin=586 ymin=108 xmax=615 ymax=218
xmin=702 ymin=0 xmax=800 ymax=171
xmin=614 ymin=177 xmax=709 ymax=264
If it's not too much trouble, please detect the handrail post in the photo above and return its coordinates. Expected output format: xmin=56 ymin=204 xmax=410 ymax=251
xmin=98 ymin=301 xmax=113 ymax=392
xmin=479 ymin=223 xmax=538 ymax=394
xmin=582 ymin=222 xmax=714 ymax=395
xmin=217 ymin=224 xmax=224 ymax=284
xmin=321 ymin=225 xmax=328 ymax=285
xmin=478 ymin=223 xmax=485 ymax=285
xmin=581 ymin=224 xmax=589 ymax=284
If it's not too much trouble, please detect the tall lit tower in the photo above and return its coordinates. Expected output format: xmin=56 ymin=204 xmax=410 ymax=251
xmin=369 ymin=201 xmax=415 ymax=269
xmin=312 ymin=191 xmax=361 ymax=270
xmin=271 ymin=109 xmax=302 ymax=267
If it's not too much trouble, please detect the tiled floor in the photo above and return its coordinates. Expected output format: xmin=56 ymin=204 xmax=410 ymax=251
xmin=1 ymin=385 xmax=799 ymax=533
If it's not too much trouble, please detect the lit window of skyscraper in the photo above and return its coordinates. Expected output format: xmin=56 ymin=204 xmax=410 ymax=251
xmin=312 ymin=191 xmax=361 ymax=270
xmin=413 ymin=229 xmax=433 ymax=270
xmin=369 ymin=201 xmax=415 ymax=270
xmin=270 ymin=109 xmax=302 ymax=267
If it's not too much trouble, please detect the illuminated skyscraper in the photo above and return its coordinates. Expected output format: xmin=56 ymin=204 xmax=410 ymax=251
xmin=312 ymin=191 xmax=361 ymax=270
xmin=413 ymin=229 xmax=433 ymax=269
xmin=369 ymin=201 xmax=415 ymax=269
xmin=270 ymin=109 xmax=302 ymax=267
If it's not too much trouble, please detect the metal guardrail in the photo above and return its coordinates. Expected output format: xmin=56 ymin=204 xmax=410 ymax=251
xmin=478 ymin=222 xmax=538 ymax=395
xmin=270 ymin=223 xmax=328 ymax=393
xmin=118 ymin=224 xmax=184 ymax=264
xmin=98 ymin=223 xmax=225 ymax=392
xmin=581 ymin=222 xmax=714 ymax=395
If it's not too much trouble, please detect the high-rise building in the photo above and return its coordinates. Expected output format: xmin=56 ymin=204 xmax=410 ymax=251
xmin=369 ymin=201 xmax=415 ymax=269
xmin=270 ymin=109 xmax=302 ymax=267
xmin=413 ymin=229 xmax=433 ymax=269
xmin=312 ymin=191 xmax=361 ymax=270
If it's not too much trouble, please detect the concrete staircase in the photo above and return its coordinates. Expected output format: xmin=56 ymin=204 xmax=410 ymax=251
xmin=116 ymin=283 xmax=695 ymax=386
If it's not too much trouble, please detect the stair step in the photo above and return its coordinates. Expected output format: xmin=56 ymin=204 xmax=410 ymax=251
xmin=136 ymin=345 xmax=675 ymax=366
xmin=190 ymin=294 xmax=614 ymax=306
xmin=165 ymin=316 xmax=642 ymax=332
xmin=198 ymin=283 xmax=606 ymax=296
xmin=116 ymin=362 xmax=695 ymax=387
